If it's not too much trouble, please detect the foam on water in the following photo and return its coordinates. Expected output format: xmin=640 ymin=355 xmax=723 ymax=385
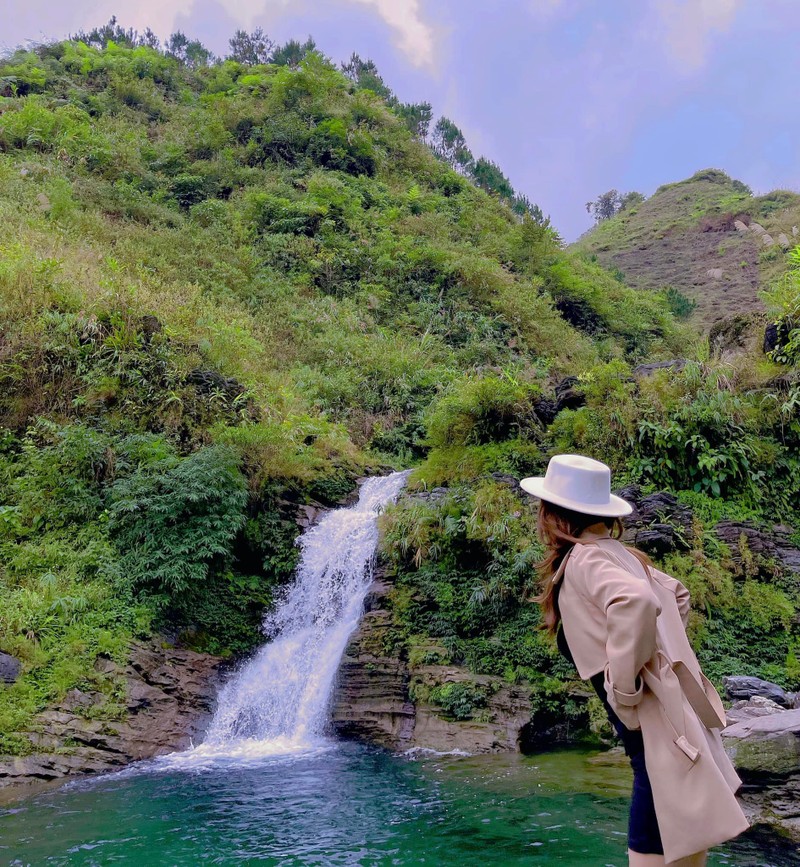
xmin=172 ymin=471 xmax=409 ymax=765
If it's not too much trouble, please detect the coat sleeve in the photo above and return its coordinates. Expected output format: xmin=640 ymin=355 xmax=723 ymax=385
xmin=650 ymin=566 xmax=691 ymax=628
xmin=578 ymin=546 xmax=660 ymax=707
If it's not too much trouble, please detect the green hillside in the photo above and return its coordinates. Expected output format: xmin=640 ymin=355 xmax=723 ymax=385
xmin=574 ymin=169 xmax=800 ymax=333
xmin=0 ymin=31 xmax=798 ymax=754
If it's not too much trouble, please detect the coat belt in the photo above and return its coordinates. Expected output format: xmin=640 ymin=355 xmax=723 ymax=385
xmin=639 ymin=650 xmax=726 ymax=762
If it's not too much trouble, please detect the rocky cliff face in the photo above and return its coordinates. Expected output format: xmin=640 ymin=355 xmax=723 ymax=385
xmin=331 ymin=580 xmax=547 ymax=754
xmin=0 ymin=641 xmax=222 ymax=797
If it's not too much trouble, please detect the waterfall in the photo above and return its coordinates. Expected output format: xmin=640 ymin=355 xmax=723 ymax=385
xmin=189 ymin=470 xmax=409 ymax=760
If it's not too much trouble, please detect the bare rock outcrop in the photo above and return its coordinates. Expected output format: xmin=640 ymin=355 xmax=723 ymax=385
xmin=715 ymin=521 xmax=800 ymax=575
xmin=616 ymin=485 xmax=694 ymax=557
xmin=0 ymin=652 xmax=21 ymax=684
xmin=0 ymin=642 xmax=222 ymax=793
xmin=723 ymin=697 xmax=800 ymax=840
xmin=726 ymin=696 xmax=787 ymax=727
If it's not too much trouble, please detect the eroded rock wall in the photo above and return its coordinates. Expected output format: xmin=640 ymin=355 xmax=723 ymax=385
xmin=0 ymin=641 xmax=222 ymax=794
xmin=331 ymin=580 xmax=537 ymax=754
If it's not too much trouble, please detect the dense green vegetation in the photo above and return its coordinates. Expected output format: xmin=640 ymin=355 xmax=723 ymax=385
xmin=0 ymin=25 xmax=798 ymax=752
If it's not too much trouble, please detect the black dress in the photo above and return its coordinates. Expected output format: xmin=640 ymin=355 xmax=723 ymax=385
xmin=556 ymin=625 xmax=664 ymax=856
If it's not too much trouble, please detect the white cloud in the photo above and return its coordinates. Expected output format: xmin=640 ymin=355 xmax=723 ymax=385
xmin=350 ymin=0 xmax=435 ymax=69
xmin=651 ymin=0 xmax=743 ymax=71
xmin=80 ymin=1 xmax=193 ymax=41
xmin=80 ymin=0 xmax=435 ymax=68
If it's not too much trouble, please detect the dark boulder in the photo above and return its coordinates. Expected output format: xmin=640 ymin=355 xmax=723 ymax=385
xmin=532 ymin=395 xmax=558 ymax=426
xmin=764 ymin=318 xmax=797 ymax=356
xmin=616 ymin=485 xmax=694 ymax=556
xmin=553 ymin=376 xmax=585 ymax=413
xmin=186 ymin=368 xmax=246 ymax=399
xmin=723 ymin=676 xmax=793 ymax=709
xmin=764 ymin=322 xmax=779 ymax=354
xmin=0 ymin=652 xmax=21 ymax=684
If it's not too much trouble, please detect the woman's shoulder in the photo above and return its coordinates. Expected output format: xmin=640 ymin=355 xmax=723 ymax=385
xmin=566 ymin=537 xmax=650 ymax=586
xmin=563 ymin=540 xmax=613 ymax=584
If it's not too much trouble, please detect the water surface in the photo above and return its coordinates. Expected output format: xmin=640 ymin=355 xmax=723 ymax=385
xmin=0 ymin=743 xmax=793 ymax=866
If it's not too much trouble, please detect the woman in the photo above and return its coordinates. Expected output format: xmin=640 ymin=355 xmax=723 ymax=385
xmin=521 ymin=454 xmax=749 ymax=866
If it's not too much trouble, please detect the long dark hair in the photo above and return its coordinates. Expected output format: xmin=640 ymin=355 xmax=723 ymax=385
xmin=533 ymin=499 xmax=653 ymax=634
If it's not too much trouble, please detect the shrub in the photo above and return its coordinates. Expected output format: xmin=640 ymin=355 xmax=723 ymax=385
xmin=428 ymin=681 xmax=487 ymax=720
xmin=108 ymin=444 xmax=248 ymax=604
xmin=662 ymin=286 xmax=698 ymax=319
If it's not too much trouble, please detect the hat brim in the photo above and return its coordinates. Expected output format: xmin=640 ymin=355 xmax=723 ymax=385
xmin=519 ymin=476 xmax=633 ymax=517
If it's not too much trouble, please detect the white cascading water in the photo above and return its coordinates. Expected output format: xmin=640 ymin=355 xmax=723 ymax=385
xmin=187 ymin=470 xmax=409 ymax=761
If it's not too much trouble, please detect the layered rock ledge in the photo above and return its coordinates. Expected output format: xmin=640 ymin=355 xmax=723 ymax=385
xmin=331 ymin=580 xmax=568 ymax=754
xmin=0 ymin=641 xmax=221 ymax=797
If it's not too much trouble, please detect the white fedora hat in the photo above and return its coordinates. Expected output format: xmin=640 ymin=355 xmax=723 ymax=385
xmin=520 ymin=454 xmax=632 ymax=517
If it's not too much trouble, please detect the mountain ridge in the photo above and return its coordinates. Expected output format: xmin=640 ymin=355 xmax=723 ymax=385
xmin=573 ymin=168 xmax=800 ymax=333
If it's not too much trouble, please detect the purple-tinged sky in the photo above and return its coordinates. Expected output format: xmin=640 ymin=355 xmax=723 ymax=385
xmin=4 ymin=0 xmax=799 ymax=240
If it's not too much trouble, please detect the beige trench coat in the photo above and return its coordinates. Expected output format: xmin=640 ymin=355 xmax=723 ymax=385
xmin=553 ymin=524 xmax=749 ymax=864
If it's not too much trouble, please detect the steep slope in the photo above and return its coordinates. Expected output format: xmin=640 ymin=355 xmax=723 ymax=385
xmin=0 ymin=37 xmax=684 ymax=756
xmin=1 ymin=34 xmax=798 ymax=778
xmin=574 ymin=169 xmax=800 ymax=332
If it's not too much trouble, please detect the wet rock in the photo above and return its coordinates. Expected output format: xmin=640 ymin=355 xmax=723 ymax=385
xmin=724 ymin=676 xmax=793 ymax=708
xmin=410 ymin=670 xmax=535 ymax=754
xmin=296 ymin=504 xmax=323 ymax=529
xmin=331 ymin=587 xmax=415 ymax=750
xmin=0 ymin=652 xmax=21 ymax=684
xmin=331 ymin=578 xmax=586 ymax=755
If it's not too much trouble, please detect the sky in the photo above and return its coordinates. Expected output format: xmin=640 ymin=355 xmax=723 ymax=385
xmin=3 ymin=0 xmax=800 ymax=240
